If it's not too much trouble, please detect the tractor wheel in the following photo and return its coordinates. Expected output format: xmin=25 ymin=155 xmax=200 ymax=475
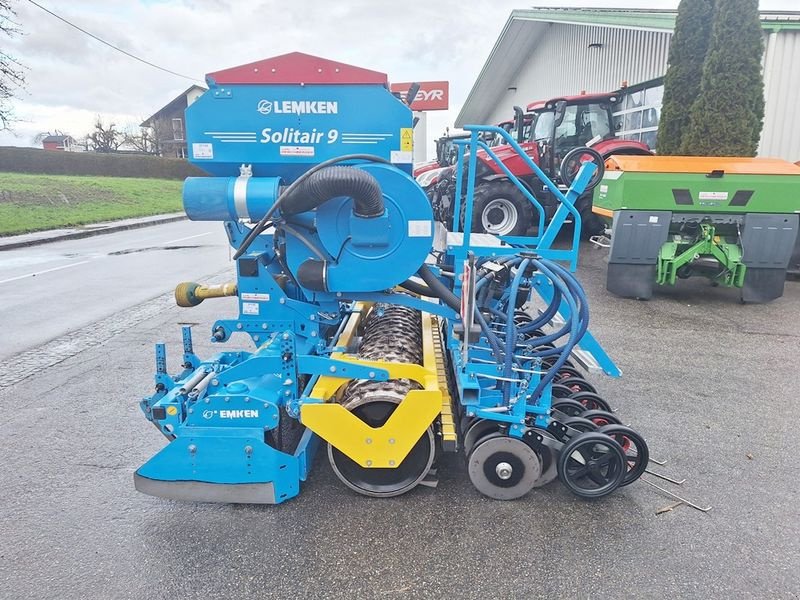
xmin=468 ymin=181 xmax=533 ymax=237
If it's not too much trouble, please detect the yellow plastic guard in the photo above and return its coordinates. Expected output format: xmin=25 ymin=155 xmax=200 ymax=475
xmin=301 ymin=309 xmax=443 ymax=468
xmin=605 ymin=155 xmax=800 ymax=176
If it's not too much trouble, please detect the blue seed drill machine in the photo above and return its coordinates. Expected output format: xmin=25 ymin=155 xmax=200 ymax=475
xmin=134 ymin=53 xmax=649 ymax=503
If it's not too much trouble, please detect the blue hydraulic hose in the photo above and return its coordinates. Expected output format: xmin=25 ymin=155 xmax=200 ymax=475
xmin=529 ymin=259 xmax=582 ymax=399
xmin=503 ymin=258 xmax=530 ymax=400
xmin=486 ymin=305 xmax=508 ymax=321
xmin=519 ymin=260 xmax=590 ymax=356
xmin=518 ymin=285 xmax=563 ymax=335
xmin=473 ymin=306 xmax=504 ymax=359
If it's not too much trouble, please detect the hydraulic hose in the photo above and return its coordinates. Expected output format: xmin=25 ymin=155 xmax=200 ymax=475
xmin=518 ymin=286 xmax=562 ymax=334
xmin=528 ymin=259 xmax=584 ymax=399
xmin=416 ymin=264 xmax=504 ymax=357
xmin=524 ymin=262 xmax=589 ymax=354
xmin=502 ymin=259 xmax=530 ymax=399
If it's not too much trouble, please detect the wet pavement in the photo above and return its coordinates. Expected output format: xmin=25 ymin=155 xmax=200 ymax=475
xmin=0 ymin=242 xmax=798 ymax=599
xmin=0 ymin=220 xmax=231 ymax=360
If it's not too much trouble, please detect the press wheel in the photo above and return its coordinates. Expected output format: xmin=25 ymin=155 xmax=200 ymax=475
xmin=598 ymin=425 xmax=649 ymax=486
xmin=581 ymin=410 xmax=622 ymax=427
xmin=557 ymin=432 xmax=626 ymax=499
xmin=559 ymin=376 xmax=597 ymax=394
xmin=564 ymin=416 xmax=599 ymax=434
xmin=569 ymin=391 xmax=611 ymax=412
xmin=468 ymin=434 xmax=542 ymax=500
xmin=551 ymin=399 xmax=586 ymax=417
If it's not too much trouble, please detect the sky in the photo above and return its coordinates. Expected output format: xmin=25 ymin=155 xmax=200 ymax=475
xmin=1 ymin=0 xmax=797 ymax=155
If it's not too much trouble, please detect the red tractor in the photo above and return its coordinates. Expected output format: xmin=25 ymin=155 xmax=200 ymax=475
xmin=427 ymin=92 xmax=652 ymax=237
xmin=413 ymin=131 xmax=471 ymax=178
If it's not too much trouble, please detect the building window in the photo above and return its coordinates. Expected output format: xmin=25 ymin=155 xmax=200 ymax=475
xmin=613 ymin=82 xmax=664 ymax=151
xmin=172 ymin=118 xmax=184 ymax=141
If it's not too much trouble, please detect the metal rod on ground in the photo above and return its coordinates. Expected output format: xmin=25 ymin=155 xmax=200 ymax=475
xmin=641 ymin=478 xmax=712 ymax=513
xmin=649 ymin=457 xmax=668 ymax=466
xmin=644 ymin=468 xmax=686 ymax=485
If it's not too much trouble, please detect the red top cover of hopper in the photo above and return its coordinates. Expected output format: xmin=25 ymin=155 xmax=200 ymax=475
xmin=206 ymin=52 xmax=388 ymax=86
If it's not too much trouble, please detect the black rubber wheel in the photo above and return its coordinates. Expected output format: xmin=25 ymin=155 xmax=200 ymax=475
xmin=579 ymin=207 xmax=607 ymax=239
xmin=555 ymin=366 xmax=583 ymax=381
xmin=581 ymin=409 xmax=622 ymax=427
xmin=559 ymin=376 xmax=597 ymax=395
xmin=551 ymin=399 xmax=586 ymax=418
xmin=551 ymin=383 xmax=574 ymax=399
xmin=564 ymin=416 xmax=599 ymax=434
xmin=570 ymin=391 xmax=611 ymax=413
xmin=559 ymin=147 xmax=605 ymax=192
xmin=542 ymin=356 xmax=575 ymax=369
xmin=468 ymin=181 xmax=533 ymax=236
xmin=557 ymin=432 xmax=627 ymax=498
xmin=598 ymin=425 xmax=649 ymax=486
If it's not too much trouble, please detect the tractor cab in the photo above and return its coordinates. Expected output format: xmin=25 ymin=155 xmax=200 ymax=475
xmin=523 ymin=93 xmax=620 ymax=181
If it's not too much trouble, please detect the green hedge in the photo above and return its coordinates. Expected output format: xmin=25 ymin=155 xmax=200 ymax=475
xmin=0 ymin=147 xmax=205 ymax=179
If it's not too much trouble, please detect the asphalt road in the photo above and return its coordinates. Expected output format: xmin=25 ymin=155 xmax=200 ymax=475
xmin=0 ymin=220 xmax=232 ymax=360
xmin=1 ymin=240 xmax=799 ymax=599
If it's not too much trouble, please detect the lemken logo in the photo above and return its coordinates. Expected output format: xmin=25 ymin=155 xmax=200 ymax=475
xmin=257 ymin=99 xmax=338 ymax=115
xmin=220 ymin=409 xmax=259 ymax=419
xmin=256 ymin=100 xmax=272 ymax=114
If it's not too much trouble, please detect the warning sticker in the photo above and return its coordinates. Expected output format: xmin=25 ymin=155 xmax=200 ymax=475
xmin=192 ymin=143 xmax=213 ymax=159
xmin=242 ymin=302 xmax=260 ymax=315
xmin=400 ymin=128 xmax=413 ymax=151
xmin=280 ymin=146 xmax=315 ymax=157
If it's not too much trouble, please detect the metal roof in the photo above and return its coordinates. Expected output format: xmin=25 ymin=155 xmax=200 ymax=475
xmin=456 ymin=8 xmax=800 ymax=126
xmin=207 ymin=52 xmax=388 ymax=87
xmin=41 ymin=135 xmax=73 ymax=143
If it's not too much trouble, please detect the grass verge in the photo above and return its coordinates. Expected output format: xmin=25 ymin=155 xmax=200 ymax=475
xmin=0 ymin=172 xmax=183 ymax=236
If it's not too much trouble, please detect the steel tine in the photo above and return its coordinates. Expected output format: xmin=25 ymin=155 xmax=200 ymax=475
xmin=644 ymin=468 xmax=685 ymax=485
xmin=640 ymin=478 xmax=711 ymax=513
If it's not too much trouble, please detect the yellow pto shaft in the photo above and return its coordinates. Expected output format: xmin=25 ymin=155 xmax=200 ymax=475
xmin=174 ymin=281 xmax=237 ymax=307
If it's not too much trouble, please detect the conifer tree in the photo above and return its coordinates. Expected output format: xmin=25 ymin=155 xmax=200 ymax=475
xmin=681 ymin=0 xmax=764 ymax=156
xmin=657 ymin=0 xmax=715 ymax=155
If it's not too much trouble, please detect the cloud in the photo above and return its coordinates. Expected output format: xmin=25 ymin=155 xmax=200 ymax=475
xmin=2 ymin=0 xmax=797 ymax=155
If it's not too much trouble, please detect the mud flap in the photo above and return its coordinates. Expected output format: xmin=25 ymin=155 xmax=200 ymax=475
xmin=606 ymin=263 xmax=656 ymax=300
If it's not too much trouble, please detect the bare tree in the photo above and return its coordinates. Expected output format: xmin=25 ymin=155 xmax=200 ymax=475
xmin=87 ymin=116 xmax=122 ymax=153
xmin=128 ymin=117 xmax=172 ymax=155
xmin=1 ymin=0 xmax=26 ymax=130
xmin=123 ymin=119 xmax=168 ymax=155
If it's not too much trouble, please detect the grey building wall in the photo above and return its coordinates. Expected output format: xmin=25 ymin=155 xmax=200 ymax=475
xmin=760 ymin=30 xmax=800 ymax=159
xmin=476 ymin=22 xmax=799 ymax=161
xmin=484 ymin=23 xmax=672 ymax=126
